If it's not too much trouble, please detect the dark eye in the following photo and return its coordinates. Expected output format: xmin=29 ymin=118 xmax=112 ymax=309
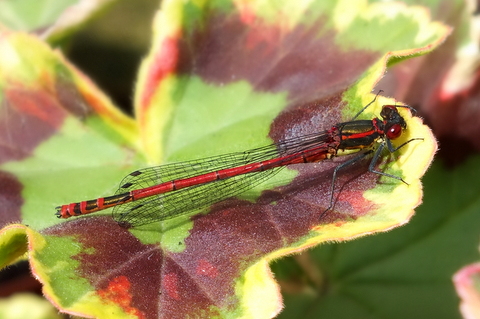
xmin=386 ymin=124 xmax=402 ymax=139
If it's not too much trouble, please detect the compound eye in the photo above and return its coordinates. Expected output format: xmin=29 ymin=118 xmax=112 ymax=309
xmin=386 ymin=123 xmax=402 ymax=139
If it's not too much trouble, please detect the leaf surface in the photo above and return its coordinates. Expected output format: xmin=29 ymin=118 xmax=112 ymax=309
xmin=0 ymin=1 xmax=449 ymax=318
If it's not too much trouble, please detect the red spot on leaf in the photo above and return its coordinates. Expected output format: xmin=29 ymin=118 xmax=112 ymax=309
xmin=98 ymin=276 xmax=145 ymax=319
xmin=338 ymin=190 xmax=372 ymax=216
xmin=163 ymin=273 xmax=180 ymax=300
xmin=237 ymin=3 xmax=256 ymax=25
xmin=334 ymin=220 xmax=347 ymax=227
xmin=141 ymin=36 xmax=179 ymax=110
xmin=0 ymin=88 xmax=67 ymax=165
xmin=196 ymin=259 xmax=219 ymax=278
xmin=6 ymin=88 xmax=64 ymax=129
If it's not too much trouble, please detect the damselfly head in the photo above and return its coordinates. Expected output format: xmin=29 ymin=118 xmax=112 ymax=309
xmin=380 ymin=105 xmax=408 ymax=140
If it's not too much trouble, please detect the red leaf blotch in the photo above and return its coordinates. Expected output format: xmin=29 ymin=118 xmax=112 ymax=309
xmin=141 ymin=36 xmax=180 ymax=109
xmin=196 ymin=259 xmax=219 ymax=278
xmin=163 ymin=272 xmax=180 ymax=300
xmin=98 ymin=275 xmax=145 ymax=319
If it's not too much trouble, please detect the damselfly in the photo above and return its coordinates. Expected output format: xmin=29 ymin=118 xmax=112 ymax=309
xmin=56 ymin=98 xmax=420 ymax=228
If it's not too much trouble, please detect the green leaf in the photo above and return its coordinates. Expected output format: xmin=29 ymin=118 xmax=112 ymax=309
xmin=0 ymin=0 xmax=449 ymax=318
xmin=0 ymin=0 xmax=115 ymax=41
xmin=0 ymin=0 xmax=76 ymax=31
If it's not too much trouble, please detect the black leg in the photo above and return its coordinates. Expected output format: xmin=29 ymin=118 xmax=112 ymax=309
xmin=318 ymin=150 xmax=372 ymax=220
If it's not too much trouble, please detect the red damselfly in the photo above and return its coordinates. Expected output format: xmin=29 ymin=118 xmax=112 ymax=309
xmin=56 ymin=99 xmax=421 ymax=228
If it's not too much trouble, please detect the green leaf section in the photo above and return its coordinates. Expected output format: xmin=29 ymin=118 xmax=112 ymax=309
xmin=2 ymin=117 xmax=143 ymax=230
xmin=0 ymin=226 xmax=28 ymax=268
xmin=0 ymin=0 xmax=117 ymax=43
xmin=0 ymin=0 xmax=76 ymax=31
xmin=33 ymin=234 xmax=91 ymax=306
xmin=163 ymin=77 xmax=290 ymax=162
xmin=335 ymin=1 xmax=446 ymax=52
xmin=275 ymin=155 xmax=480 ymax=319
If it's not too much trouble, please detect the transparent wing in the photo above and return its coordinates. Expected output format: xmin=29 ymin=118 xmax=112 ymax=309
xmin=113 ymin=167 xmax=282 ymax=227
xmin=112 ymin=131 xmax=332 ymax=227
